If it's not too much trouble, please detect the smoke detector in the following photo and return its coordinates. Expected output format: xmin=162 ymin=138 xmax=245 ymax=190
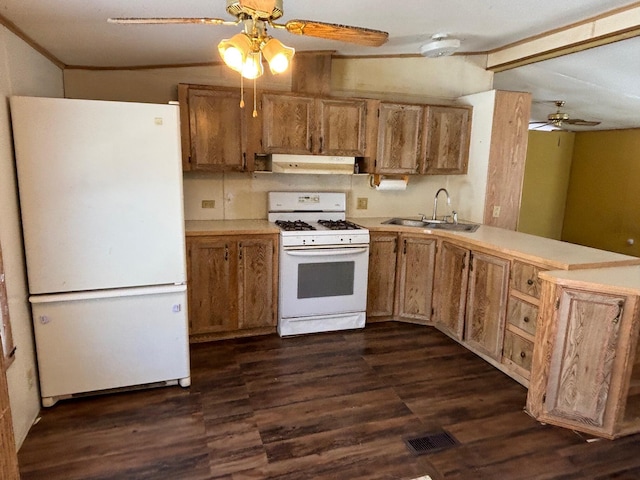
xmin=420 ymin=34 xmax=460 ymax=58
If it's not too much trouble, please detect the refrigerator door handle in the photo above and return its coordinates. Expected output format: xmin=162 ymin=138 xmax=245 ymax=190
xmin=29 ymin=284 xmax=187 ymax=304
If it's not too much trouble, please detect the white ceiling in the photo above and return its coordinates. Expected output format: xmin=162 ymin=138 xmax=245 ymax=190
xmin=2 ymin=0 xmax=639 ymax=129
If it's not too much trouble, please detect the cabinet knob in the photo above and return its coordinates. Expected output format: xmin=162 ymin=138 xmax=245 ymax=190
xmin=520 ymin=351 xmax=526 ymax=358
xmin=527 ymin=279 xmax=534 ymax=286
xmin=523 ymin=316 xmax=530 ymax=323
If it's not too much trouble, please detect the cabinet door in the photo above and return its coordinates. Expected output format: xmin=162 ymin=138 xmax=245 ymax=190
xmin=187 ymin=237 xmax=238 ymax=335
xmin=422 ymin=106 xmax=471 ymax=174
xmin=543 ymin=288 xmax=631 ymax=433
xmin=187 ymin=88 xmax=246 ymax=172
xmin=375 ymin=103 xmax=423 ymax=174
xmin=318 ymin=98 xmax=367 ymax=156
xmin=262 ymin=93 xmax=315 ymax=154
xmin=367 ymin=232 xmax=398 ymax=319
xmin=464 ymin=251 xmax=510 ymax=360
xmin=396 ymin=234 xmax=436 ymax=323
xmin=433 ymin=241 xmax=469 ymax=340
xmin=238 ymin=236 xmax=277 ymax=329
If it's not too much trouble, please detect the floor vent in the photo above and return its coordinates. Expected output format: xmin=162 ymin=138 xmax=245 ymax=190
xmin=404 ymin=431 xmax=459 ymax=455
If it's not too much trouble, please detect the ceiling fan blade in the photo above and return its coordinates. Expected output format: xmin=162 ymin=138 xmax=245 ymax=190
xmin=284 ymin=20 xmax=389 ymax=47
xmin=107 ymin=17 xmax=236 ymax=26
xmin=564 ymin=119 xmax=601 ymax=126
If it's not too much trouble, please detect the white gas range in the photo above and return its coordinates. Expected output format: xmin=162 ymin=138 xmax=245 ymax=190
xmin=268 ymin=192 xmax=370 ymax=337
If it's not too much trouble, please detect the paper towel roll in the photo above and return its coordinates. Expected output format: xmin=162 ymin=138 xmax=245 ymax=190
xmin=376 ymin=179 xmax=407 ymax=191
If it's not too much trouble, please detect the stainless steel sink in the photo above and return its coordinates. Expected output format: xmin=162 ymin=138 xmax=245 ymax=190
xmin=382 ymin=218 xmax=480 ymax=232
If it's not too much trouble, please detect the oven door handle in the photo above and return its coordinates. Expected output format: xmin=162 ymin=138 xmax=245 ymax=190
xmin=284 ymin=247 xmax=368 ymax=257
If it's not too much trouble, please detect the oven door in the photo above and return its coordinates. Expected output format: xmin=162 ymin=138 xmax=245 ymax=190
xmin=280 ymin=244 xmax=369 ymax=318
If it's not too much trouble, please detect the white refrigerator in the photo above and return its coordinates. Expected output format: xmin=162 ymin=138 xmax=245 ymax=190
xmin=10 ymin=96 xmax=191 ymax=407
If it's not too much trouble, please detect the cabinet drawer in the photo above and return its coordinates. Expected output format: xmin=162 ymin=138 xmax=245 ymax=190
xmin=503 ymin=331 xmax=533 ymax=374
xmin=507 ymin=296 xmax=538 ymax=336
xmin=511 ymin=260 xmax=545 ymax=298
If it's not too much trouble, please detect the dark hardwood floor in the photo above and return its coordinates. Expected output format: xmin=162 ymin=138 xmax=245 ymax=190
xmin=17 ymin=322 xmax=640 ymax=479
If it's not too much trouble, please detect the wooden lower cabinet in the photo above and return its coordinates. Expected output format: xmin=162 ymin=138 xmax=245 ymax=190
xmin=186 ymin=234 xmax=278 ymax=341
xmin=528 ymin=283 xmax=640 ymax=439
xmin=366 ymin=232 xmax=398 ymax=321
xmin=464 ymin=251 xmax=510 ymax=360
xmin=395 ymin=234 xmax=437 ymax=324
xmin=433 ymin=240 xmax=469 ymax=340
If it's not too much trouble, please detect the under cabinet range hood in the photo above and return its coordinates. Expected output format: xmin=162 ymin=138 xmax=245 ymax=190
xmin=270 ymin=154 xmax=356 ymax=174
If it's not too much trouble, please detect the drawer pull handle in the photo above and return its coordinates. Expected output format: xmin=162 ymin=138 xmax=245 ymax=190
xmin=520 ymin=351 xmax=526 ymax=358
xmin=523 ymin=316 xmax=530 ymax=323
xmin=527 ymin=279 xmax=534 ymax=286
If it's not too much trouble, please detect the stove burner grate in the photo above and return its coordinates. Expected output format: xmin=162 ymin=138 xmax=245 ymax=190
xmin=275 ymin=220 xmax=316 ymax=231
xmin=317 ymin=219 xmax=363 ymax=230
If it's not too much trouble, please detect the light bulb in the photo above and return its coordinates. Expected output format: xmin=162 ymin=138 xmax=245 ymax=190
xmin=268 ymin=53 xmax=290 ymax=74
xmin=261 ymin=37 xmax=295 ymax=75
xmin=222 ymin=47 xmax=243 ymax=71
xmin=218 ymin=33 xmax=253 ymax=73
xmin=241 ymin=52 xmax=263 ymax=80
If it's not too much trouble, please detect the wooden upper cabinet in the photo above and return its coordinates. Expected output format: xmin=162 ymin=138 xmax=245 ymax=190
xmin=262 ymin=93 xmax=315 ymax=154
xmin=464 ymin=251 xmax=510 ymax=360
xmin=433 ymin=240 xmax=470 ymax=340
xmin=262 ymin=93 xmax=367 ymax=156
xmin=317 ymin=98 xmax=367 ymax=156
xmin=180 ymin=86 xmax=247 ymax=172
xmin=375 ymin=103 xmax=423 ymax=174
xmin=395 ymin=234 xmax=437 ymax=324
xmin=422 ymin=106 xmax=471 ymax=174
xmin=367 ymin=232 xmax=398 ymax=320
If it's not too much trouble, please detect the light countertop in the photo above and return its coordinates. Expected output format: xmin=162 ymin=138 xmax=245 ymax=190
xmin=185 ymin=220 xmax=278 ymax=236
xmin=352 ymin=217 xmax=640 ymax=271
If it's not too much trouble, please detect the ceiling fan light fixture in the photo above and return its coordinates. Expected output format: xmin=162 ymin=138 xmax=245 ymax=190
xmin=262 ymin=37 xmax=295 ymax=74
xmin=241 ymin=51 xmax=264 ymax=79
xmin=218 ymin=33 xmax=253 ymax=72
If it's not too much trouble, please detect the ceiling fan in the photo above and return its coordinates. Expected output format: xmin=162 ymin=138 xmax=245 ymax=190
xmin=530 ymin=100 xmax=601 ymax=130
xmin=109 ymin=0 xmax=388 ymax=115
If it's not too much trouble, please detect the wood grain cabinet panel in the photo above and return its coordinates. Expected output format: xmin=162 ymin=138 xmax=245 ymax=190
xmin=317 ymin=98 xmax=367 ymax=156
xmin=187 ymin=234 xmax=278 ymax=341
xmin=506 ymin=296 xmax=538 ymax=337
xmin=182 ymin=87 xmax=247 ymax=172
xmin=187 ymin=237 xmax=237 ymax=335
xmin=395 ymin=234 xmax=437 ymax=323
xmin=262 ymin=93 xmax=368 ymax=157
xmin=511 ymin=260 xmax=545 ymax=299
xmin=375 ymin=103 xmax=423 ymax=174
xmin=464 ymin=251 xmax=510 ymax=360
xmin=238 ymin=238 xmax=277 ymax=329
xmin=528 ymin=282 xmax=640 ymax=439
xmin=366 ymin=232 xmax=398 ymax=321
xmin=433 ymin=240 xmax=470 ymax=340
xmin=422 ymin=106 xmax=471 ymax=174
xmin=503 ymin=330 xmax=534 ymax=375
xmin=262 ymin=93 xmax=315 ymax=154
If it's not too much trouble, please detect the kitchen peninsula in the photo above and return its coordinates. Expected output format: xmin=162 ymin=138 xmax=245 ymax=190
xmin=187 ymin=217 xmax=640 ymax=439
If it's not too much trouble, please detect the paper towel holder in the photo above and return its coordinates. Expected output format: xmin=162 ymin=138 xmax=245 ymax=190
xmin=369 ymin=174 xmax=409 ymax=189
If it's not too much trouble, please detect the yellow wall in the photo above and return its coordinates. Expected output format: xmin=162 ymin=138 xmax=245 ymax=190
xmin=562 ymin=129 xmax=640 ymax=257
xmin=517 ymin=131 xmax=574 ymax=239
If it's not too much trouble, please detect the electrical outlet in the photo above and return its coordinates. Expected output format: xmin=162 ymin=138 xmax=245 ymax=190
xmin=357 ymin=197 xmax=368 ymax=210
xmin=492 ymin=205 xmax=501 ymax=218
xmin=201 ymin=200 xmax=215 ymax=209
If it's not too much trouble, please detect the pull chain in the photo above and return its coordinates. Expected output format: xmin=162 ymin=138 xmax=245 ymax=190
xmin=240 ymin=74 xmax=245 ymax=109
xmin=253 ymin=76 xmax=258 ymax=118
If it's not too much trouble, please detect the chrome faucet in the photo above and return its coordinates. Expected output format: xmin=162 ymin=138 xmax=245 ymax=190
xmin=432 ymin=188 xmax=451 ymax=221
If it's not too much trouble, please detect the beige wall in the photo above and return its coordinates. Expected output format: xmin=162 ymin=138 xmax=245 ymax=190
xmin=65 ymin=54 xmax=494 ymax=223
xmin=0 ymin=26 xmax=64 ymax=447
xmin=518 ymin=131 xmax=575 ymax=239
xmin=562 ymin=129 xmax=640 ymax=256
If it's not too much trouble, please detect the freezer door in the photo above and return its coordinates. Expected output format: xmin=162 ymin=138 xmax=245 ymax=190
xmin=10 ymin=96 xmax=186 ymax=294
xmin=30 ymin=285 xmax=190 ymax=402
